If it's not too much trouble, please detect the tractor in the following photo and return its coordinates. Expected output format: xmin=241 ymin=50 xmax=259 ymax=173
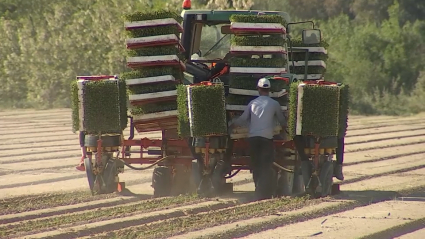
xmin=76 ymin=0 xmax=344 ymax=199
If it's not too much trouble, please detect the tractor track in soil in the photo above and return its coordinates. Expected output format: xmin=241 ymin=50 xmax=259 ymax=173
xmin=0 ymin=109 xmax=424 ymax=238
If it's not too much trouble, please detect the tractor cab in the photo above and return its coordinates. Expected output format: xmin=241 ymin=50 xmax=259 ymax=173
xmin=180 ymin=10 xmax=291 ymax=86
xmin=180 ymin=9 xmax=323 ymax=86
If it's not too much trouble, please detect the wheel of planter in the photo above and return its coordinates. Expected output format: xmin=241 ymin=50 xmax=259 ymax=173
xmin=101 ymin=158 xmax=118 ymax=194
xmin=152 ymin=166 xmax=172 ymax=198
xmin=84 ymin=134 xmax=121 ymax=147
xmin=84 ymin=157 xmax=96 ymax=196
xmin=318 ymin=161 xmax=334 ymax=197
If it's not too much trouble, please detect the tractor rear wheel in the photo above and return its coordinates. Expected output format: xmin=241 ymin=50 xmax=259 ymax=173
xmin=84 ymin=157 xmax=96 ymax=195
xmin=152 ymin=166 xmax=172 ymax=197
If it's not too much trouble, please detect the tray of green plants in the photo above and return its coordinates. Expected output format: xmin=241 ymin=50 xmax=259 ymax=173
xmin=288 ymin=81 xmax=349 ymax=138
xmin=229 ymin=14 xmax=287 ymax=34
xmin=184 ymin=83 xmax=227 ymax=137
xmin=71 ymin=79 xmax=127 ymax=134
xmin=231 ymin=34 xmax=285 ymax=47
xmin=124 ymin=10 xmax=183 ymax=37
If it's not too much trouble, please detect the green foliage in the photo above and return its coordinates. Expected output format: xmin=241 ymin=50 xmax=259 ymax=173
xmin=130 ymin=101 xmax=177 ymax=115
xmin=1 ymin=0 xmax=425 ymax=117
xmin=229 ymin=76 xmax=288 ymax=92
xmin=176 ymin=84 xmax=190 ymax=137
xmin=231 ymin=35 xmax=285 ymax=46
xmin=188 ymin=84 xmax=227 ymax=137
xmin=230 ymin=57 xmax=287 ymax=68
xmin=123 ymin=10 xmax=182 ymax=22
xmin=229 ymin=14 xmax=287 ymax=26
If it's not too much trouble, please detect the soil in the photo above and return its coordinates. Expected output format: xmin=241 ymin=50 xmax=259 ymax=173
xmin=0 ymin=109 xmax=424 ymax=239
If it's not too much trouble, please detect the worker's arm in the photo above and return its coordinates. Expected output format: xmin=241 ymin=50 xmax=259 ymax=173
xmin=231 ymin=102 xmax=251 ymax=127
xmin=275 ymin=101 xmax=286 ymax=127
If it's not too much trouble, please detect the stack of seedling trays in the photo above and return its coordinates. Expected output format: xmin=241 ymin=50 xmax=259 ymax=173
xmin=71 ymin=75 xmax=128 ymax=151
xmin=121 ymin=10 xmax=186 ymax=133
xmin=177 ymin=82 xmax=228 ymax=152
xmin=288 ymin=80 xmax=349 ymax=156
xmin=227 ymin=14 xmax=289 ymax=139
xmin=288 ymin=38 xmax=329 ymax=80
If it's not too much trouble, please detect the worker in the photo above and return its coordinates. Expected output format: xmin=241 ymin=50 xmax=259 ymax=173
xmin=76 ymin=131 xmax=87 ymax=171
xmin=229 ymin=77 xmax=286 ymax=200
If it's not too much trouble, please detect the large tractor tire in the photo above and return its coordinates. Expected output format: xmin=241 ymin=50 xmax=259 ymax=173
xmin=152 ymin=166 xmax=172 ymax=198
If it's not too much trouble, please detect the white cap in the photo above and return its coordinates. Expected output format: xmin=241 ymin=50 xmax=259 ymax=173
xmin=257 ymin=78 xmax=271 ymax=89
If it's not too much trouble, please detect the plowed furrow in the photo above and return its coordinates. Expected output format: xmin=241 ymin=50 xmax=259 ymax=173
xmin=0 ymin=194 xmax=208 ymax=238
xmin=171 ymin=173 xmax=425 ymax=239
xmin=359 ymin=218 xmax=425 ymax=239
xmin=345 ymin=139 xmax=425 ymax=153
xmin=90 ymin=171 xmax=425 ymax=239
xmin=206 ymin=189 xmax=425 ymax=239
xmin=232 ymin=151 xmax=425 ymax=188
xmin=348 ymin=119 xmax=425 ymax=131
xmin=345 ymin=133 xmax=425 ymax=145
xmin=346 ymin=125 xmax=425 ymax=138
xmin=88 ymin=197 xmax=314 ymax=239
xmin=0 ymin=191 xmax=119 ymax=216
xmin=23 ymin=200 xmax=239 ymax=239
xmin=0 ymin=126 xmax=71 ymax=135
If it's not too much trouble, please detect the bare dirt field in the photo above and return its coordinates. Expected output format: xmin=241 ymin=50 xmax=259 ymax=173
xmin=0 ymin=109 xmax=424 ymax=239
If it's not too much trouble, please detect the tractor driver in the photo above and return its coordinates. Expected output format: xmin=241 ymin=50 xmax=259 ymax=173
xmin=229 ymin=77 xmax=286 ymax=200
